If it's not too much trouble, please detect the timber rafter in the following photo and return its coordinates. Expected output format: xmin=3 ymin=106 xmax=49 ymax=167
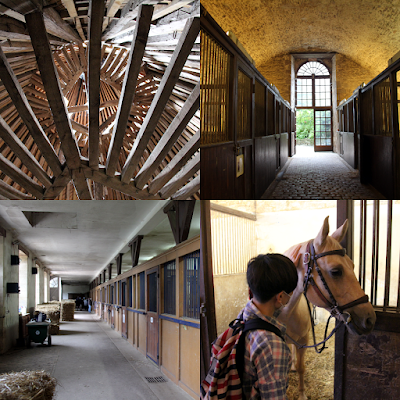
xmin=0 ymin=0 xmax=200 ymax=200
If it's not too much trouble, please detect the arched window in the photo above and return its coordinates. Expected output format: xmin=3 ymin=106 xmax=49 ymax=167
xmin=296 ymin=61 xmax=332 ymax=151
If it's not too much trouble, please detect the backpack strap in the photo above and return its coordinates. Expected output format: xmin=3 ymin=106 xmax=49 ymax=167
xmin=236 ymin=318 xmax=285 ymax=382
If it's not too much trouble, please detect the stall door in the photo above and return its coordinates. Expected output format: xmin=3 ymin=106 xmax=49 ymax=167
xmin=146 ymin=267 xmax=159 ymax=364
xmin=121 ymin=279 xmax=127 ymax=338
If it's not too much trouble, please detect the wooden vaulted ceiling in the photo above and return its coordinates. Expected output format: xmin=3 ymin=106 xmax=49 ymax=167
xmin=0 ymin=0 xmax=200 ymax=200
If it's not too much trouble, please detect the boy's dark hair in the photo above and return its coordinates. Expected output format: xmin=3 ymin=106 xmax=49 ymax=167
xmin=247 ymin=254 xmax=297 ymax=303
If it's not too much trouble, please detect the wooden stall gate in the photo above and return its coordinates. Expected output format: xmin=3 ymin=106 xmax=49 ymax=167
xmin=335 ymin=200 xmax=400 ymax=399
xmin=146 ymin=266 xmax=159 ymax=365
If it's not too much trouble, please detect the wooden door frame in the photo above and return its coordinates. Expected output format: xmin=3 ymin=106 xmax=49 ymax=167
xmin=146 ymin=265 xmax=160 ymax=365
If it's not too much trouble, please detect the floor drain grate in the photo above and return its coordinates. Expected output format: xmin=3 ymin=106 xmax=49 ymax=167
xmin=145 ymin=376 xmax=167 ymax=383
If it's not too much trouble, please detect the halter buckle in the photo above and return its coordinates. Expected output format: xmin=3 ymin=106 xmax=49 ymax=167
xmin=303 ymin=252 xmax=310 ymax=264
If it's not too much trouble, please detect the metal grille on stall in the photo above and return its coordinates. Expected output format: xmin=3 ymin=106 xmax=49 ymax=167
xmin=183 ymin=250 xmax=200 ymax=319
xmin=335 ymin=200 xmax=400 ymax=400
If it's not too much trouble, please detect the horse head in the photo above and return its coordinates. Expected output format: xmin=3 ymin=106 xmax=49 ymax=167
xmin=287 ymin=216 xmax=376 ymax=336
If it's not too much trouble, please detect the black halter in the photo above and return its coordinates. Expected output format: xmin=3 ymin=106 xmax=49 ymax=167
xmin=287 ymin=240 xmax=369 ymax=353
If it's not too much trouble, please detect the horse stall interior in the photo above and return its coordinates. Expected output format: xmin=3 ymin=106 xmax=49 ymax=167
xmin=201 ymin=200 xmax=400 ymax=400
xmin=358 ymin=58 xmax=400 ymax=199
xmin=200 ymin=7 xmax=295 ymax=200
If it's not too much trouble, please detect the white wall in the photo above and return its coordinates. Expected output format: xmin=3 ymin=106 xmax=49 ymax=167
xmin=62 ymin=284 xmax=90 ymax=299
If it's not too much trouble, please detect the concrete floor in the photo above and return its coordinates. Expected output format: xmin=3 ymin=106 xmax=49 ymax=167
xmin=262 ymin=145 xmax=385 ymax=199
xmin=0 ymin=312 xmax=192 ymax=400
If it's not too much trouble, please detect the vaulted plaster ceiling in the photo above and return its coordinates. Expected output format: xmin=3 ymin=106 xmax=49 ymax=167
xmin=202 ymin=0 xmax=400 ymax=78
xmin=0 ymin=200 xmax=200 ymax=284
xmin=0 ymin=0 xmax=200 ymax=200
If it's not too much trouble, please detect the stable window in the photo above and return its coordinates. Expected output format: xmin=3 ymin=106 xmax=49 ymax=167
xmin=121 ymin=280 xmax=126 ymax=307
xmin=164 ymin=260 xmax=176 ymax=315
xmin=237 ymin=69 xmax=252 ymax=140
xmin=183 ymin=250 xmax=200 ymax=319
xmin=296 ymin=60 xmax=332 ymax=151
xmin=139 ymin=272 xmax=145 ymax=310
xmin=254 ymin=79 xmax=266 ymax=137
xmin=374 ymin=77 xmax=392 ymax=137
xmin=110 ymin=284 xmax=114 ymax=304
xmin=128 ymin=276 xmax=133 ymax=307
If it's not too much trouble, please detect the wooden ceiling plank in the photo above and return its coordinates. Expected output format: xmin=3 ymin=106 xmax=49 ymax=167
xmin=42 ymin=6 xmax=82 ymax=43
xmin=134 ymin=81 xmax=199 ymax=188
xmin=103 ymin=0 xmax=124 ymax=31
xmin=0 ymin=152 xmax=44 ymax=198
xmin=77 ymin=42 xmax=87 ymax=68
xmin=68 ymin=44 xmax=81 ymax=70
xmin=105 ymin=4 xmax=153 ymax=177
xmin=0 ymin=45 xmax=63 ymax=177
xmin=60 ymin=0 xmax=86 ymax=41
xmin=171 ymin=173 xmax=199 ymax=199
xmin=120 ymin=16 xmax=199 ymax=183
xmin=152 ymin=0 xmax=193 ymax=21
xmin=0 ymin=178 xmax=33 ymax=199
xmin=26 ymin=9 xmax=92 ymax=199
xmin=0 ymin=116 xmax=52 ymax=188
xmin=61 ymin=46 xmax=77 ymax=73
xmin=88 ymin=0 xmax=106 ymax=170
xmin=158 ymin=151 xmax=199 ymax=198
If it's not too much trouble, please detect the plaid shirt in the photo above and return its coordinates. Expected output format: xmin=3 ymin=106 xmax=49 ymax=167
xmin=239 ymin=300 xmax=292 ymax=400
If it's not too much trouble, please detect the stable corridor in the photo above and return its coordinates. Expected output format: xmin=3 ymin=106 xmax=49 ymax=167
xmin=262 ymin=146 xmax=385 ymax=199
xmin=0 ymin=312 xmax=191 ymax=400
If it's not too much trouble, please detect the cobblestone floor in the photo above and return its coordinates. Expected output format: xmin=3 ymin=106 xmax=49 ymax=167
xmin=262 ymin=146 xmax=385 ymax=200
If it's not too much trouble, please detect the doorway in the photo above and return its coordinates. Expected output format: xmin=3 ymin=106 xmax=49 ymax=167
xmin=296 ymin=61 xmax=333 ymax=151
xmin=146 ymin=266 xmax=159 ymax=364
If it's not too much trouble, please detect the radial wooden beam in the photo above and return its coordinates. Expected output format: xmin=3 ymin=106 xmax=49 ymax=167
xmin=43 ymin=7 xmax=82 ymax=43
xmin=88 ymin=0 xmax=106 ymax=170
xmin=147 ymin=129 xmax=199 ymax=195
xmin=0 ymin=45 xmax=63 ymax=177
xmin=0 ymin=115 xmax=52 ymax=188
xmin=134 ymin=82 xmax=199 ymax=189
xmin=0 ymin=153 xmax=45 ymax=199
xmin=105 ymin=4 xmax=153 ymax=177
xmin=171 ymin=174 xmax=199 ymax=199
xmin=61 ymin=0 xmax=86 ymax=41
xmin=159 ymin=151 xmax=199 ymax=198
xmin=26 ymin=9 xmax=93 ymax=200
xmin=120 ymin=16 xmax=199 ymax=184
xmin=0 ymin=178 xmax=33 ymax=199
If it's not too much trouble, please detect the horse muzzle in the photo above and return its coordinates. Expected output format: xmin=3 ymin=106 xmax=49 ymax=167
xmin=345 ymin=304 xmax=376 ymax=335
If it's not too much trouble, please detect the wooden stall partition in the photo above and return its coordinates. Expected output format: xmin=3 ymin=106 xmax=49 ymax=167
xmin=254 ymin=136 xmax=277 ymax=199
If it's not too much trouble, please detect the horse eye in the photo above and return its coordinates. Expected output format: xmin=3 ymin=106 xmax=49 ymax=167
xmin=331 ymin=269 xmax=343 ymax=277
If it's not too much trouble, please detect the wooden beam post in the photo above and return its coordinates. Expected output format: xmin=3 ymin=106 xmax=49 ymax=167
xmin=105 ymin=4 xmax=153 ymax=177
xmin=147 ymin=130 xmax=199 ymax=195
xmin=129 ymin=235 xmax=143 ymax=268
xmin=26 ymin=9 xmax=93 ymax=199
xmin=163 ymin=200 xmax=196 ymax=244
xmin=120 ymin=16 xmax=199 ymax=183
xmin=134 ymin=82 xmax=200 ymax=189
xmin=88 ymin=0 xmax=106 ymax=170
xmin=0 ymin=45 xmax=63 ymax=177
xmin=171 ymin=174 xmax=199 ymax=200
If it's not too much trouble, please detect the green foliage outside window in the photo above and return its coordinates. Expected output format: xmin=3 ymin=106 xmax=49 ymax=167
xmin=296 ymin=109 xmax=314 ymax=140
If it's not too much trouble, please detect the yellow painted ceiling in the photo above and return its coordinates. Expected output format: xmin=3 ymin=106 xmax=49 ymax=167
xmin=202 ymin=0 xmax=400 ymax=77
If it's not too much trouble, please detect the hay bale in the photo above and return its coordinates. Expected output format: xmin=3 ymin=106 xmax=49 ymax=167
xmin=35 ymin=304 xmax=60 ymax=325
xmin=60 ymin=300 xmax=75 ymax=321
xmin=49 ymin=325 xmax=59 ymax=335
xmin=0 ymin=370 xmax=56 ymax=400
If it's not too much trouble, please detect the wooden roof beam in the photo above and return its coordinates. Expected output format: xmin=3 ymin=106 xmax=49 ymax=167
xmin=0 ymin=45 xmax=63 ymax=177
xmin=0 ymin=115 xmax=52 ymax=188
xmin=134 ymin=82 xmax=199 ymax=189
xmin=147 ymin=129 xmax=199 ymax=195
xmin=171 ymin=173 xmax=199 ymax=199
xmin=105 ymin=4 xmax=153 ymax=177
xmin=60 ymin=0 xmax=86 ymax=41
xmin=120 ymin=16 xmax=199 ymax=184
xmin=26 ymin=9 xmax=93 ymax=199
xmin=0 ymin=152 xmax=45 ymax=198
xmin=0 ymin=178 xmax=33 ymax=199
xmin=158 ymin=151 xmax=199 ymax=198
xmin=88 ymin=0 xmax=106 ymax=170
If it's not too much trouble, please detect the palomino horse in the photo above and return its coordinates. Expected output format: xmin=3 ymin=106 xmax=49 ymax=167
xmin=278 ymin=216 xmax=376 ymax=400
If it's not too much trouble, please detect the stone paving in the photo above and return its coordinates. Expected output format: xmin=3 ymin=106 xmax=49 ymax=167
xmin=262 ymin=146 xmax=385 ymax=200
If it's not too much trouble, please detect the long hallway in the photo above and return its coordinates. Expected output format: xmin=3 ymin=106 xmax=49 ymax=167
xmin=262 ymin=146 xmax=385 ymax=199
xmin=0 ymin=312 xmax=191 ymax=400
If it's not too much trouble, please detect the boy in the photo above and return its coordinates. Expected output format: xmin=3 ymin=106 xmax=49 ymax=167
xmin=238 ymin=254 xmax=299 ymax=400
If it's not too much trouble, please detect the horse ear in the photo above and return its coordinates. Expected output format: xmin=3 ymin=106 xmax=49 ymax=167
xmin=332 ymin=219 xmax=348 ymax=243
xmin=284 ymin=244 xmax=303 ymax=268
xmin=315 ymin=216 xmax=330 ymax=249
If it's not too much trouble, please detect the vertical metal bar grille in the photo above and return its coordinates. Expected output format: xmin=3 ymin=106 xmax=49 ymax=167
xmin=373 ymin=77 xmax=392 ymax=136
xmin=183 ymin=250 xmax=200 ymax=319
xmin=354 ymin=200 xmax=400 ymax=312
xmin=254 ymin=79 xmax=266 ymax=137
xmin=200 ymin=29 xmax=231 ymax=145
xmin=383 ymin=201 xmax=393 ymax=311
xmin=211 ymin=210 xmax=257 ymax=275
xmin=164 ymin=260 xmax=176 ymax=315
xmin=139 ymin=272 xmax=145 ymax=309
xmin=237 ymin=69 xmax=252 ymax=140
